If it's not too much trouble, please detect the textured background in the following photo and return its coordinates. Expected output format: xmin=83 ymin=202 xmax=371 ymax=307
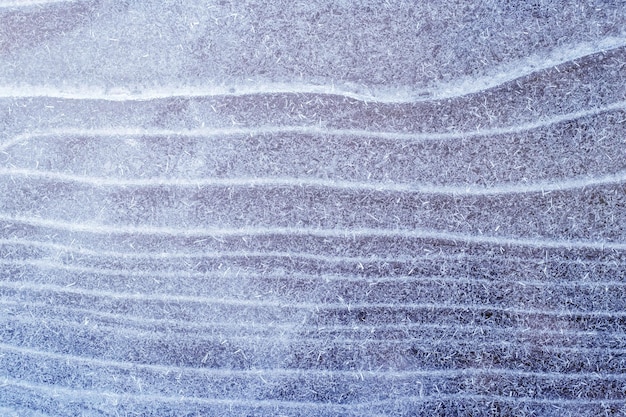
xmin=1 ymin=1 xmax=626 ymax=416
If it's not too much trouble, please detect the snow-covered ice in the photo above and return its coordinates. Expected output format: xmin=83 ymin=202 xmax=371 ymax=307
xmin=1 ymin=1 xmax=626 ymax=416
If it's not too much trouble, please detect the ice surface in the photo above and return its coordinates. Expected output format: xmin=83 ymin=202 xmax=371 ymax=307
xmin=1 ymin=1 xmax=626 ymax=416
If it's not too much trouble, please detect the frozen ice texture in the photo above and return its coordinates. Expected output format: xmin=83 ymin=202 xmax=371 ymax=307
xmin=0 ymin=1 xmax=625 ymax=416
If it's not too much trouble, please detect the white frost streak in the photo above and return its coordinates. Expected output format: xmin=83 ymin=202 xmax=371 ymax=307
xmin=2 ymin=342 xmax=625 ymax=380
xmin=0 ymin=36 xmax=624 ymax=102
xmin=0 ymin=0 xmax=78 ymax=7
xmin=3 ymin=375 xmax=623 ymax=408
xmin=1 ymin=99 xmax=625 ymax=152
xmin=0 ymin=167 xmax=625 ymax=195
xmin=3 ymin=280 xmax=626 ymax=317
xmin=0 ymin=214 xmax=624 ymax=250
xmin=0 ymin=298 xmax=615 ymax=339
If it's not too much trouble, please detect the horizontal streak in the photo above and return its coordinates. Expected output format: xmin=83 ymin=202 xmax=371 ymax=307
xmin=0 ymin=280 xmax=292 ymax=308
xmin=1 ymin=214 xmax=624 ymax=250
xmin=1 ymin=238 xmax=621 ymax=266
xmin=0 ymin=237 xmax=478 ymax=262
xmin=0 ymin=36 xmax=624 ymax=102
xmin=2 ymin=342 xmax=624 ymax=381
xmin=3 ymin=280 xmax=625 ymax=317
xmin=0 ymin=406 xmax=49 ymax=417
xmin=0 ymin=299 xmax=613 ymax=338
xmin=2 ymin=168 xmax=625 ymax=195
xmin=0 ymin=376 xmax=392 ymax=410
xmin=0 ymin=0 xmax=78 ymax=7
xmin=0 ymin=298 xmax=299 ymax=331
xmin=2 ymin=376 xmax=625 ymax=409
xmin=1 ymin=99 xmax=626 ymax=152
xmin=1 ymin=257 xmax=263 ymax=278
xmin=6 ymin=312 xmax=625 ymax=354
xmin=2 ymin=257 xmax=625 ymax=288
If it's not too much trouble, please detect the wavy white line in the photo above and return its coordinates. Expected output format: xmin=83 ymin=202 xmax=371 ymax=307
xmin=0 ymin=298 xmax=302 ymax=330
xmin=0 ymin=299 xmax=613 ymax=338
xmin=1 ymin=376 xmax=624 ymax=408
xmin=1 ymin=238 xmax=621 ymax=266
xmin=0 ymin=280 xmax=296 ymax=308
xmin=2 ymin=167 xmax=625 ymax=195
xmin=1 ymin=343 xmax=623 ymax=381
xmin=1 ymin=257 xmax=624 ymax=288
xmin=0 ymin=36 xmax=624 ymax=102
xmin=0 ymin=237 xmax=474 ymax=262
xmin=0 ymin=406 xmax=49 ymax=417
xmin=0 ymin=376 xmax=378 ymax=409
xmin=0 ymin=0 xmax=78 ymax=7
xmin=2 ymin=280 xmax=625 ymax=317
xmin=4 ymin=313 xmax=623 ymax=354
xmin=1 ymin=99 xmax=625 ymax=151
xmin=0 ymin=214 xmax=624 ymax=250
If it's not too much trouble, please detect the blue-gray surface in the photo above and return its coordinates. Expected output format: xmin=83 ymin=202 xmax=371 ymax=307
xmin=0 ymin=1 xmax=625 ymax=416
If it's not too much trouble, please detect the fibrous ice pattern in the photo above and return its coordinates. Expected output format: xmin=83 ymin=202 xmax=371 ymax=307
xmin=1 ymin=1 xmax=625 ymax=416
